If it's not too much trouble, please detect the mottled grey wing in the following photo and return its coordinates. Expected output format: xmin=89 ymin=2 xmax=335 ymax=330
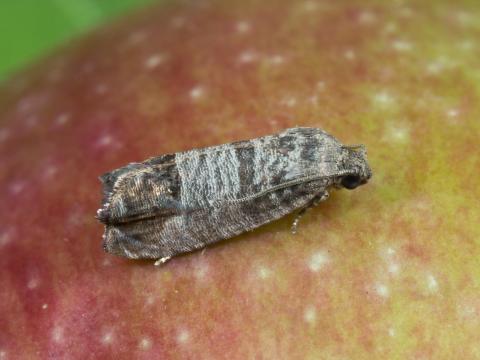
xmin=97 ymin=153 xmax=183 ymax=225
xmin=172 ymin=127 xmax=340 ymax=207
xmin=103 ymin=179 xmax=329 ymax=260
xmin=99 ymin=153 xmax=201 ymax=259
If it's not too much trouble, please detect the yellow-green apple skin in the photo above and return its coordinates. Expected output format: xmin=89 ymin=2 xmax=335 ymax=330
xmin=1 ymin=1 xmax=480 ymax=359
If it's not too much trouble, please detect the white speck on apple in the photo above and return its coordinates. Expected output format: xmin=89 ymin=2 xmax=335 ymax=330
xmin=9 ymin=181 xmax=26 ymax=196
xmin=344 ymin=49 xmax=356 ymax=60
xmin=459 ymin=39 xmax=474 ymax=51
xmin=0 ymin=230 xmax=13 ymax=248
xmin=267 ymin=54 xmax=285 ymax=66
xmin=375 ymin=283 xmax=390 ymax=298
xmin=388 ymin=262 xmax=400 ymax=276
xmin=66 ymin=208 xmax=85 ymax=228
xmin=27 ymin=278 xmax=40 ymax=290
xmin=145 ymin=54 xmax=166 ymax=70
xmin=456 ymin=11 xmax=473 ymax=26
xmin=176 ymin=329 xmax=190 ymax=344
xmin=54 ymin=113 xmax=70 ymax=126
xmin=372 ymin=91 xmax=394 ymax=106
xmin=257 ymin=266 xmax=272 ymax=280
xmin=425 ymin=57 xmax=454 ymax=75
xmin=383 ymin=22 xmax=397 ymax=34
xmin=308 ymin=250 xmax=330 ymax=272
xmin=189 ymin=86 xmax=206 ymax=101
xmin=139 ymin=337 xmax=152 ymax=350
xmin=426 ymin=62 xmax=443 ymax=75
xmin=101 ymin=258 xmax=111 ymax=266
xmin=358 ymin=11 xmax=377 ymax=25
xmin=101 ymin=331 xmax=114 ymax=345
xmin=235 ymin=21 xmax=251 ymax=34
xmin=457 ymin=303 xmax=477 ymax=320
xmin=52 ymin=326 xmax=64 ymax=343
xmin=194 ymin=262 xmax=209 ymax=281
xmin=426 ymin=274 xmax=439 ymax=292
xmin=42 ymin=303 xmax=48 ymax=310
xmin=43 ymin=165 xmax=58 ymax=179
xmin=238 ymin=50 xmax=258 ymax=64
xmin=386 ymin=247 xmax=396 ymax=255
xmin=145 ymin=296 xmax=155 ymax=306
xmin=392 ymin=40 xmax=413 ymax=52
xmin=16 ymin=97 xmax=35 ymax=113
xmin=447 ymin=108 xmax=459 ymax=118
xmin=383 ymin=123 xmax=410 ymax=144
xmin=303 ymin=305 xmax=317 ymax=324
xmin=380 ymin=246 xmax=401 ymax=276
xmin=281 ymin=96 xmax=297 ymax=108
xmin=307 ymin=95 xmax=319 ymax=105
xmin=96 ymin=135 xmax=114 ymax=147
xmin=316 ymin=81 xmax=326 ymax=91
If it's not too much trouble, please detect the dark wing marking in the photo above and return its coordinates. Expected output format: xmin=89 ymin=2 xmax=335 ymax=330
xmin=143 ymin=153 xmax=176 ymax=166
xmin=98 ymin=155 xmax=182 ymax=225
xmin=103 ymin=220 xmax=167 ymax=259
xmin=99 ymin=152 xmax=177 ymax=204
xmin=103 ymin=210 xmax=202 ymax=259
xmin=99 ymin=163 xmax=144 ymax=207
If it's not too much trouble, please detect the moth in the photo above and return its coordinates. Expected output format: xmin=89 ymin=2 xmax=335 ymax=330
xmin=97 ymin=127 xmax=372 ymax=265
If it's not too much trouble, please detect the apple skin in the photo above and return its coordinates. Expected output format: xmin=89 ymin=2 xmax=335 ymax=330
xmin=1 ymin=0 xmax=480 ymax=359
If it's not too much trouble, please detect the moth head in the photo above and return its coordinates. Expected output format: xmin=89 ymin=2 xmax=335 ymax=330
xmin=340 ymin=174 xmax=364 ymax=189
xmin=338 ymin=145 xmax=372 ymax=190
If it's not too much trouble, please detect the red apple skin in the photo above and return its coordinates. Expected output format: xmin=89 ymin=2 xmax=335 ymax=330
xmin=1 ymin=1 xmax=480 ymax=359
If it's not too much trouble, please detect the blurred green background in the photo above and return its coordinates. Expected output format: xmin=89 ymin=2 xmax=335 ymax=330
xmin=0 ymin=0 xmax=157 ymax=82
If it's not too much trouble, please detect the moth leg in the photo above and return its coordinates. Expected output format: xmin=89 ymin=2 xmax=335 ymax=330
xmin=291 ymin=191 xmax=329 ymax=234
xmin=154 ymin=256 xmax=172 ymax=266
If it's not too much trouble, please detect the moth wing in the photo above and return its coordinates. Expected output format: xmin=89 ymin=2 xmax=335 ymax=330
xmin=99 ymin=153 xmax=176 ymax=199
xmin=103 ymin=211 xmax=196 ymax=260
xmin=97 ymin=152 xmax=183 ymax=225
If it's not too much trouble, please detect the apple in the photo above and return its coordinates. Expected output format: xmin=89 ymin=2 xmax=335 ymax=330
xmin=1 ymin=1 xmax=479 ymax=359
